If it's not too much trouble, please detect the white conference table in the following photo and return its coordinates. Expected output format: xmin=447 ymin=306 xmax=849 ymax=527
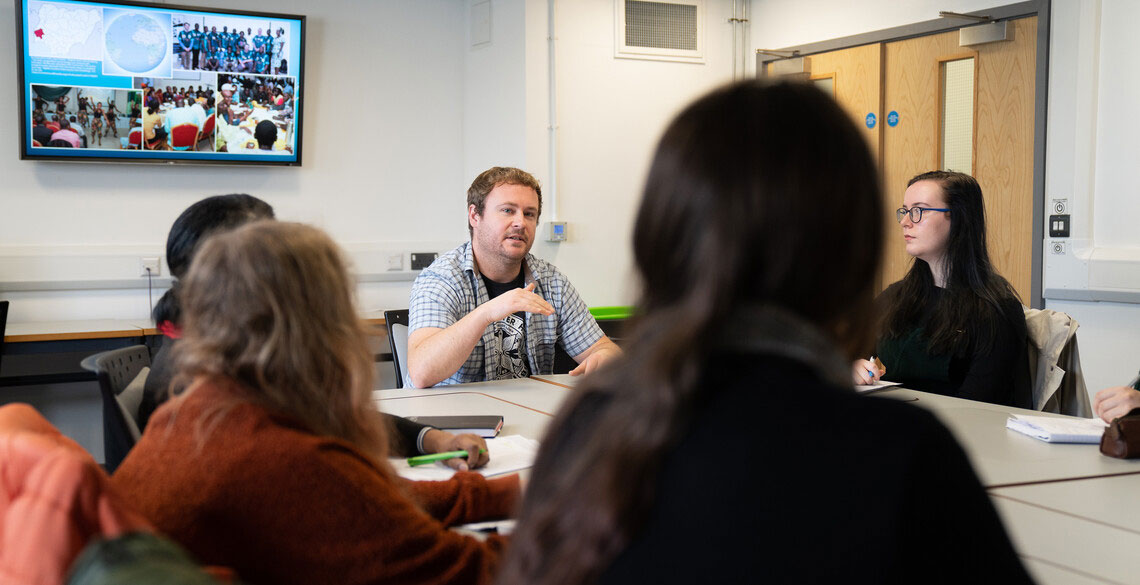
xmin=372 ymin=375 xmax=575 ymax=441
xmin=877 ymin=388 xmax=1140 ymax=488
xmin=376 ymin=376 xmax=1139 ymax=585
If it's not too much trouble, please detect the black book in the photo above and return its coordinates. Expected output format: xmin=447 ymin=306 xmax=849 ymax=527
xmin=406 ymin=415 xmax=504 ymax=438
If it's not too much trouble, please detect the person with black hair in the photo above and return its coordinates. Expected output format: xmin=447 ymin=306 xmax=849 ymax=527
xmin=67 ymin=115 xmax=86 ymax=147
xmin=190 ymin=23 xmax=204 ymax=69
xmin=31 ymin=112 xmax=52 ymax=146
xmin=104 ymin=99 xmax=120 ymax=138
xmin=498 ymin=80 xmax=1033 ymax=585
xmin=254 ymin=119 xmax=276 ymax=150
xmin=142 ymin=96 xmax=166 ymax=150
xmin=90 ymin=102 xmax=104 ymax=145
xmin=49 ymin=118 xmax=81 ymax=148
xmin=854 ymin=171 xmax=1030 ymax=408
xmin=140 ymin=195 xmax=485 ymax=468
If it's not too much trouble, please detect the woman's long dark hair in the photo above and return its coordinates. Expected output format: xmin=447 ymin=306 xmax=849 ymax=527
xmin=883 ymin=171 xmax=1020 ymax=355
xmin=497 ymin=80 xmax=884 ymax=585
xmin=152 ymin=194 xmax=275 ymax=326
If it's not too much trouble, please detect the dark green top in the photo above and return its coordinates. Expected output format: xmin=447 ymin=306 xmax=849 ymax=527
xmin=877 ymin=284 xmax=1030 ymax=408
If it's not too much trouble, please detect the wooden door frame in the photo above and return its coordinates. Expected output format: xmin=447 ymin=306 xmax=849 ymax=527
xmin=757 ymin=0 xmax=1050 ymax=308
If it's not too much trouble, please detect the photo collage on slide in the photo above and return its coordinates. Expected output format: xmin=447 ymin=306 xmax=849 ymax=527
xmin=26 ymin=1 xmax=299 ymax=155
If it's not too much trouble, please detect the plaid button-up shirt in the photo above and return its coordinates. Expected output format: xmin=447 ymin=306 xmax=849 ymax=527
xmin=407 ymin=242 xmax=603 ymax=387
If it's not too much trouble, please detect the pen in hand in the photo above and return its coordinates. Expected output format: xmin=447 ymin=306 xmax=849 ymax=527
xmin=407 ymin=449 xmax=488 ymax=467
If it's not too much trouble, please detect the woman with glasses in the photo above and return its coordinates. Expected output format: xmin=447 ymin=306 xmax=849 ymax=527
xmin=854 ymin=171 xmax=1030 ymax=407
xmin=498 ymin=83 xmax=1032 ymax=584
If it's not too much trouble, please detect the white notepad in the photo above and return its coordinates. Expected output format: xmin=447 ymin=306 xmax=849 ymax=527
xmin=1005 ymin=414 xmax=1107 ymax=444
xmin=391 ymin=434 xmax=540 ymax=481
xmin=855 ymin=381 xmax=903 ymax=394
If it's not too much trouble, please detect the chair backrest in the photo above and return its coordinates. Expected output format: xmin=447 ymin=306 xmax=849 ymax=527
xmin=80 ymin=345 xmax=151 ymax=473
xmin=201 ymin=113 xmax=216 ymax=136
xmin=0 ymin=301 xmax=7 ymax=373
xmin=1024 ymin=307 xmax=1092 ymax=417
xmin=170 ymin=123 xmax=199 ymax=150
xmin=384 ymin=310 xmax=409 ymax=389
xmin=127 ymin=127 xmax=142 ymax=146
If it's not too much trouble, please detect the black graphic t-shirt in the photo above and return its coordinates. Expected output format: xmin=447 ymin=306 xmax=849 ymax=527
xmin=482 ymin=270 xmax=531 ymax=380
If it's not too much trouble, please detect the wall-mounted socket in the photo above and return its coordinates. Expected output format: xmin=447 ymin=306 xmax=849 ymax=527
xmin=411 ymin=252 xmax=438 ymax=270
xmin=546 ymin=221 xmax=567 ymax=242
xmin=1049 ymin=214 xmax=1071 ymax=238
xmin=140 ymin=256 xmax=162 ymax=277
xmin=386 ymin=253 xmax=404 ymax=271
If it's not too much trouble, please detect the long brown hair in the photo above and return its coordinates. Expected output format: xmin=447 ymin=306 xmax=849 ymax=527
xmin=174 ymin=221 xmax=389 ymax=461
xmin=883 ymin=171 xmax=1021 ymax=355
xmin=498 ymin=80 xmax=884 ymax=584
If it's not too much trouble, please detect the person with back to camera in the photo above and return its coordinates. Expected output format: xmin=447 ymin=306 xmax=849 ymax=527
xmin=139 ymin=194 xmax=488 ymax=470
xmin=49 ymin=118 xmax=81 ymax=148
xmin=497 ymin=80 xmax=1033 ymax=585
xmin=112 ymin=221 xmax=517 ymax=585
xmin=853 ymin=171 xmax=1031 ymax=408
xmin=31 ymin=111 xmax=52 ymax=146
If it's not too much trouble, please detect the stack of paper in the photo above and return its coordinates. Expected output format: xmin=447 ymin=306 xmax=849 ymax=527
xmin=1005 ymin=414 xmax=1107 ymax=444
xmin=391 ymin=434 xmax=540 ymax=481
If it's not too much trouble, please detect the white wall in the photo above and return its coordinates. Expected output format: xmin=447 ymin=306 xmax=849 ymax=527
xmin=1044 ymin=0 xmax=1140 ymax=393
xmin=521 ymin=0 xmax=738 ymax=306
xmin=751 ymin=0 xmax=1140 ymax=396
xmin=0 ymin=0 xmax=471 ymax=323
xmin=750 ymin=0 xmax=1015 ymax=56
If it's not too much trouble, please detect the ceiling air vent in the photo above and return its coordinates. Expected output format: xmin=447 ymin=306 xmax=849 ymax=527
xmin=615 ymin=0 xmax=704 ymax=63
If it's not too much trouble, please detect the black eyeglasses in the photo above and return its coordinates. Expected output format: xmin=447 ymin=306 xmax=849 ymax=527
xmin=896 ymin=206 xmax=950 ymax=224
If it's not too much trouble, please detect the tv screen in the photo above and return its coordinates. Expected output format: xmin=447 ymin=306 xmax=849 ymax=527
xmin=16 ymin=0 xmax=304 ymax=165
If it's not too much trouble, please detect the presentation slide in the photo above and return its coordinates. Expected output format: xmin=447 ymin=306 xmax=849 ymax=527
xmin=19 ymin=0 xmax=304 ymax=165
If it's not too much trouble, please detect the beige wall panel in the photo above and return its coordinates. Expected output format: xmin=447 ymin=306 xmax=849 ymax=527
xmin=882 ymin=30 xmax=960 ymax=290
xmin=974 ymin=16 xmax=1037 ymax=303
xmin=805 ymin=44 xmax=883 ymax=159
xmin=882 ymin=18 xmax=1036 ymax=303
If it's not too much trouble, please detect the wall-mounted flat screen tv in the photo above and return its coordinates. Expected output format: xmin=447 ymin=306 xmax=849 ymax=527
xmin=16 ymin=0 xmax=304 ymax=165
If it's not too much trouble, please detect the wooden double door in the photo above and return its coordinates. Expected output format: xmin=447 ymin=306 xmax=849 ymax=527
xmin=770 ymin=17 xmax=1037 ymax=302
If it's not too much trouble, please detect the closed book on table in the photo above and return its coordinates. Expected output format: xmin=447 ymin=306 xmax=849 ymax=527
xmin=406 ymin=415 xmax=504 ymax=438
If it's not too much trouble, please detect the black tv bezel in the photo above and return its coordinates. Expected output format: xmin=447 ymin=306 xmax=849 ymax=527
xmin=15 ymin=0 xmax=306 ymax=166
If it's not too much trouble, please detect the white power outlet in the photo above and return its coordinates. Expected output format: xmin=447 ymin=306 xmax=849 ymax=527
xmin=386 ymin=253 xmax=404 ymax=271
xmin=140 ymin=256 xmax=162 ymax=276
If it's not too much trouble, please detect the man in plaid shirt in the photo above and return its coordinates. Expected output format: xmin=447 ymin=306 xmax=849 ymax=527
xmin=406 ymin=167 xmax=622 ymax=388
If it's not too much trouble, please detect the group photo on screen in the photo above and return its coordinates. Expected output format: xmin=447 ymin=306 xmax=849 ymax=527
xmin=174 ymin=14 xmax=290 ymax=75
xmin=19 ymin=0 xmax=303 ymax=164
xmin=135 ymin=72 xmax=218 ymax=152
xmin=214 ymin=74 xmax=296 ymax=154
xmin=30 ymin=85 xmax=140 ymax=150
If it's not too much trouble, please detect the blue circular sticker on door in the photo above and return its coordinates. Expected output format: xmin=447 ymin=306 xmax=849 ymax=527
xmin=865 ymin=112 xmax=877 ymax=129
xmin=887 ymin=110 xmax=899 ymax=127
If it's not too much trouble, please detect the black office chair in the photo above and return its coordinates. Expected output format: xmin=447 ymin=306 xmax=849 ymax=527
xmin=384 ymin=309 xmax=409 ymax=388
xmin=0 ymin=300 xmax=8 ymax=373
xmin=80 ymin=345 xmax=150 ymax=473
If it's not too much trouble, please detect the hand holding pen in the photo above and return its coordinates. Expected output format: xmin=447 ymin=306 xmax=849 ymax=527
xmin=1093 ymin=370 xmax=1140 ymax=423
xmin=852 ymin=356 xmax=886 ymax=385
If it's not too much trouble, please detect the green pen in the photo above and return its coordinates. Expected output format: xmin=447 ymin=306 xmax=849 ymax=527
xmin=407 ymin=449 xmax=487 ymax=467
